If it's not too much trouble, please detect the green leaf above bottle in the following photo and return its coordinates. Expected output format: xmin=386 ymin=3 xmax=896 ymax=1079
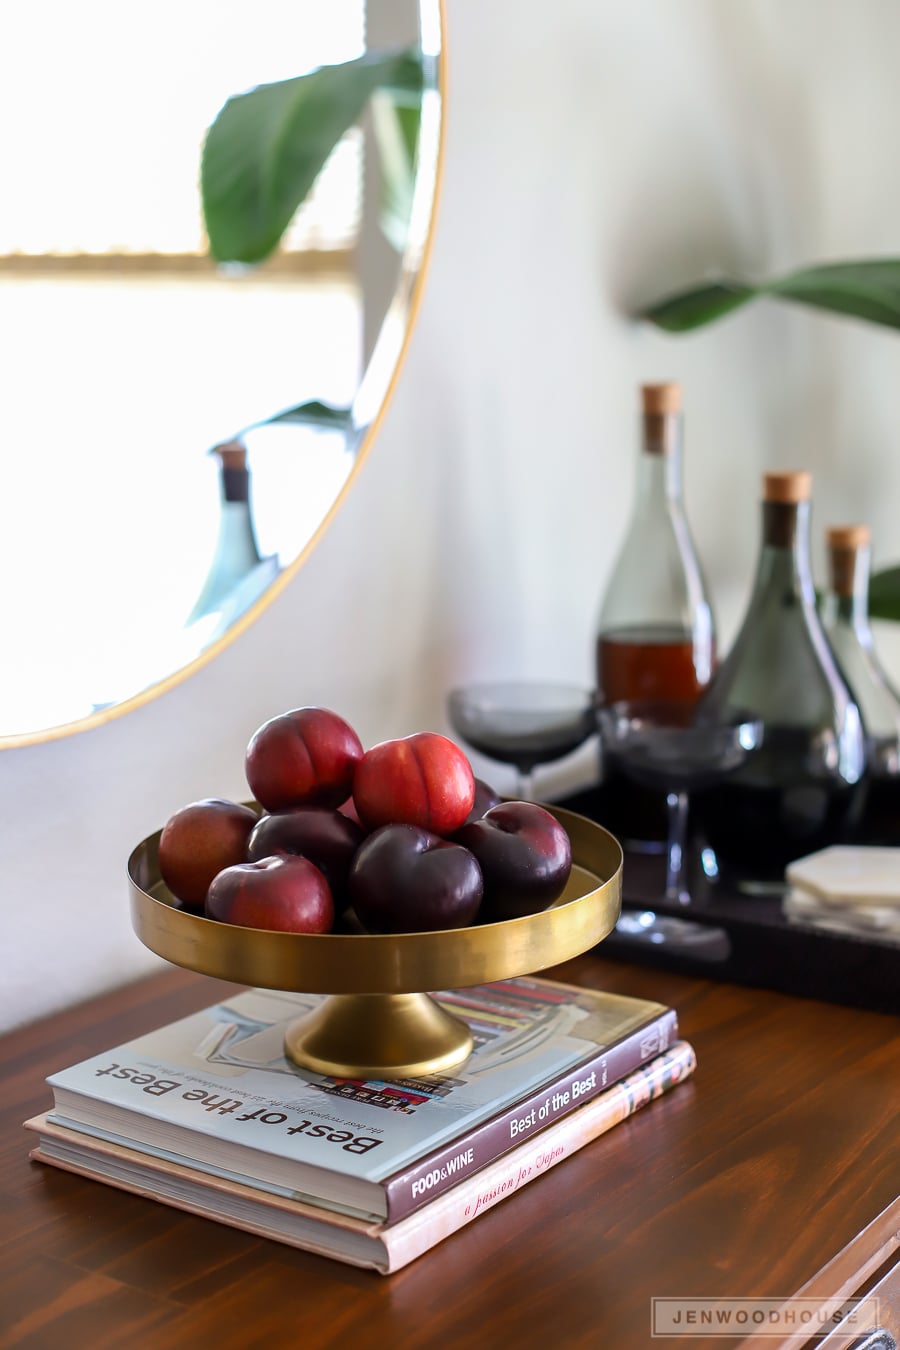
xmin=639 ymin=259 xmax=900 ymax=333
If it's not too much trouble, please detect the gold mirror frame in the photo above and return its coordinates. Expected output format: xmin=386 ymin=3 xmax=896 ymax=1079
xmin=3 ymin=0 xmax=446 ymax=752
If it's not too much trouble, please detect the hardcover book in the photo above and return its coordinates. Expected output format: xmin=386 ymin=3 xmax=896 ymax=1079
xmin=42 ymin=976 xmax=677 ymax=1222
xmin=29 ymin=1040 xmax=697 ymax=1275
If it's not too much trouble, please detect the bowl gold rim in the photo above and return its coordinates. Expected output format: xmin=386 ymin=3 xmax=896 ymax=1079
xmin=128 ymin=803 xmax=622 ymax=995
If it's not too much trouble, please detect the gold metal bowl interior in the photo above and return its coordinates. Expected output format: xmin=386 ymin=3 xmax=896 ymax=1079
xmin=128 ymin=804 xmax=622 ymax=1078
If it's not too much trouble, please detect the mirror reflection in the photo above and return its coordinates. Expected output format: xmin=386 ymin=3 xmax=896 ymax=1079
xmin=1 ymin=0 xmax=441 ymax=743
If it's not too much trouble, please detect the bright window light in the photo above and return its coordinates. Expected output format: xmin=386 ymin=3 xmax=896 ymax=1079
xmin=0 ymin=0 xmax=365 ymax=256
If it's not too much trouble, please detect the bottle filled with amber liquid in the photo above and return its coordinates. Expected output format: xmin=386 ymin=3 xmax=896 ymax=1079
xmin=694 ymin=472 xmax=867 ymax=884
xmin=594 ymin=382 xmax=716 ymax=847
xmin=820 ymin=524 xmax=900 ymax=845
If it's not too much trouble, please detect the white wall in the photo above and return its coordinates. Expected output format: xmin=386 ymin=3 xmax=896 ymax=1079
xmin=5 ymin=0 xmax=900 ymax=1032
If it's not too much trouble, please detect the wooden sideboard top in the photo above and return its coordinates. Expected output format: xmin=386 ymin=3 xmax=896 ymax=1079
xmin=1 ymin=957 xmax=898 ymax=1350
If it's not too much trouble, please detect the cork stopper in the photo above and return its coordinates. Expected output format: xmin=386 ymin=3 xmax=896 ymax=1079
xmin=827 ymin=525 xmax=869 ymax=597
xmin=210 ymin=439 xmax=251 ymax=503
xmin=763 ymin=471 xmax=811 ymax=504
xmin=641 ymin=382 xmax=681 ymax=415
xmin=211 ymin=439 xmax=248 ymax=471
xmin=826 ymin=524 xmax=870 ymax=551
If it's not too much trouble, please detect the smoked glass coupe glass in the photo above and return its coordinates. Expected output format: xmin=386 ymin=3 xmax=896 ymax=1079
xmin=597 ymin=699 xmax=763 ymax=905
xmin=447 ymin=681 xmax=596 ymax=800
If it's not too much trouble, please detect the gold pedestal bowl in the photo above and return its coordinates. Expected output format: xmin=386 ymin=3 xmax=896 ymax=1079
xmin=128 ymin=805 xmax=622 ymax=1080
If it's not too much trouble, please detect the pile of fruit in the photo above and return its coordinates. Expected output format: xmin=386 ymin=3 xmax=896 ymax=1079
xmin=156 ymin=706 xmax=573 ymax=936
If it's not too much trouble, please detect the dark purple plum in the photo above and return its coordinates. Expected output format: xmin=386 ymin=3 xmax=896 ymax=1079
xmin=455 ymin=802 xmax=572 ymax=921
xmin=247 ymin=807 xmax=364 ymax=901
xmin=348 ymin=824 xmax=483 ymax=934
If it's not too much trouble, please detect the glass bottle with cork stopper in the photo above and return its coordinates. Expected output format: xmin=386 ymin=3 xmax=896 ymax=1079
xmin=595 ymin=381 xmax=715 ymax=704
xmin=820 ymin=523 xmax=900 ymax=845
xmin=593 ymin=380 xmax=716 ymax=847
xmin=187 ymin=439 xmax=274 ymax=626
xmin=694 ymin=470 xmax=866 ymax=884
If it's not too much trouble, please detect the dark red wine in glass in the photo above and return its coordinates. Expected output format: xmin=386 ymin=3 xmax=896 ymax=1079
xmin=597 ymin=700 xmax=763 ymax=905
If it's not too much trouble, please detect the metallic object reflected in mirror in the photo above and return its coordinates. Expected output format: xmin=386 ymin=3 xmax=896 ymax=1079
xmin=1 ymin=0 xmax=444 ymax=747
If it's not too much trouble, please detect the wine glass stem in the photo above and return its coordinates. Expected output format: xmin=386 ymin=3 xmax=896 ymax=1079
xmin=516 ymin=767 xmax=535 ymax=801
xmin=664 ymin=790 xmax=691 ymax=906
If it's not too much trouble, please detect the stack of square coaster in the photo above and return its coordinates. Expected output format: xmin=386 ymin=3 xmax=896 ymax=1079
xmin=784 ymin=846 xmax=900 ymax=945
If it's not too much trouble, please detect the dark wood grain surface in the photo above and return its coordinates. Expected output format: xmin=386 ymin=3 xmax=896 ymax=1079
xmin=1 ymin=958 xmax=898 ymax=1350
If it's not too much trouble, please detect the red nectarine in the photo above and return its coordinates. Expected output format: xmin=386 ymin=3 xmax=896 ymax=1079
xmin=205 ymin=855 xmax=334 ymax=933
xmin=158 ymin=798 xmax=258 ymax=911
xmin=245 ymin=706 xmax=363 ymax=812
xmin=352 ymin=732 xmax=475 ymax=834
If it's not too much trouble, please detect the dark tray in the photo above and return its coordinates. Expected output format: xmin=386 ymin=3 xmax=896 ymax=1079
xmin=554 ymin=784 xmax=900 ymax=1016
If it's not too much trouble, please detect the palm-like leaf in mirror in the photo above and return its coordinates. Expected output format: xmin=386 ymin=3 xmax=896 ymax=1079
xmin=202 ymin=49 xmax=424 ymax=264
xmin=372 ymin=90 xmax=422 ymax=252
xmin=241 ymin=401 xmax=353 ymax=436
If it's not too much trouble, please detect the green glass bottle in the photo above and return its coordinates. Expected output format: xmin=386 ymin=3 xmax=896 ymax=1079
xmin=694 ymin=471 xmax=866 ymax=883
xmin=820 ymin=524 xmax=900 ymax=845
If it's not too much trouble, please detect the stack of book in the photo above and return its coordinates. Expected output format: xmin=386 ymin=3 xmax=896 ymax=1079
xmin=26 ymin=976 xmax=695 ymax=1274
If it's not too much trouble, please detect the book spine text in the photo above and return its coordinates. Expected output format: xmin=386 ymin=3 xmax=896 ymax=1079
xmin=383 ymin=1006 xmax=678 ymax=1222
xmin=382 ymin=1039 xmax=696 ymax=1272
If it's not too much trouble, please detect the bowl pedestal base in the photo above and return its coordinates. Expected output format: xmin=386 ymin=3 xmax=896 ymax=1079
xmin=283 ymin=992 xmax=475 ymax=1079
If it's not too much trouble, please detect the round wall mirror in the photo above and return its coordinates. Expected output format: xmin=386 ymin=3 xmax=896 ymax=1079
xmin=1 ymin=0 xmax=443 ymax=747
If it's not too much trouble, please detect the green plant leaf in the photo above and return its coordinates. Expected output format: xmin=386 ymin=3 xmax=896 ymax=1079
xmin=868 ymin=566 xmax=900 ymax=623
xmin=202 ymin=49 xmax=423 ymax=264
xmin=639 ymin=259 xmax=900 ymax=333
xmin=637 ymin=281 xmax=755 ymax=332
